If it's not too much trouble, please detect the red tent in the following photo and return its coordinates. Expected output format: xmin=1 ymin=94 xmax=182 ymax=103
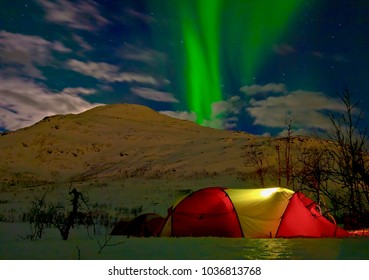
xmin=160 ymin=187 xmax=351 ymax=238
xmin=111 ymin=213 xmax=166 ymax=237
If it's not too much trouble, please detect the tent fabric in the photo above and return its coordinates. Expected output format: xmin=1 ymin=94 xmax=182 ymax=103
xmin=275 ymin=192 xmax=350 ymax=238
xmin=111 ymin=213 xmax=165 ymax=237
xmin=225 ymin=188 xmax=294 ymax=238
xmin=169 ymin=187 xmax=242 ymax=237
xmin=160 ymin=187 xmax=351 ymax=238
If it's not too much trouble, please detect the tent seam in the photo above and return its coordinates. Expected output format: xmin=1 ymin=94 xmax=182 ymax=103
xmin=221 ymin=189 xmax=244 ymax=238
xmin=275 ymin=192 xmax=296 ymax=238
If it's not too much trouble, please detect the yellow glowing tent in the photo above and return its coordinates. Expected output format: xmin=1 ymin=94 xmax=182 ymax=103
xmin=160 ymin=187 xmax=351 ymax=238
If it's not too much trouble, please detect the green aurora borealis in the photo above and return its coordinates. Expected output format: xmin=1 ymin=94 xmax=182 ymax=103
xmin=173 ymin=0 xmax=304 ymax=125
xmin=178 ymin=0 xmax=223 ymax=124
xmin=4 ymin=0 xmax=367 ymax=134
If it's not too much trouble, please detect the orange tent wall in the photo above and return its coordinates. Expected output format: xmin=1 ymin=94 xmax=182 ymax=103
xmin=276 ymin=193 xmax=351 ymax=238
xmin=169 ymin=187 xmax=242 ymax=237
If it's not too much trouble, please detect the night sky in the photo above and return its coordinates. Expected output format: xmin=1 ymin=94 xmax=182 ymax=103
xmin=1 ymin=0 xmax=368 ymax=136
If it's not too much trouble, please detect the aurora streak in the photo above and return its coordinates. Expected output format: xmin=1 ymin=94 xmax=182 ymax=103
xmin=173 ymin=0 xmax=305 ymax=125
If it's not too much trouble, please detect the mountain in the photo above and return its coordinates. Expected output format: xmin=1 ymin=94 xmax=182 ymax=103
xmin=0 ymin=103 xmax=264 ymax=188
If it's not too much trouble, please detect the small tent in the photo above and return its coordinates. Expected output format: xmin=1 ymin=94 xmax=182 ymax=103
xmin=111 ymin=213 xmax=166 ymax=237
xmin=160 ymin=187 xmax=351 ymax=238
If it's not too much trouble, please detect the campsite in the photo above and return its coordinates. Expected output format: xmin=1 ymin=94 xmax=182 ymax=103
xmin=1 ymin=181 xmax=369 ymax=260
xmin=1 ymin=103 xmax=369 ymax=260
xmin=2 ymin=0 xmax=369 ymax=263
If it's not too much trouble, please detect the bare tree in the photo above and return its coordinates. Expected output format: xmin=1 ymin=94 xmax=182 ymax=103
xmin=49 ymin=188 xmax=85 ymax=240
xmin=319 ymin=88 xmax=369 ymax=229
xmin=274 ymin=115 xmax=297 ymax=189
xmin=284 ymin=116 xmax=294 ymax=189
xmin=243 ymin=140 xmax=270 ymax=187
xmin=273 ymin=144 xmax=282 ymax=187
xmin=27 ymin=187 xmax=93 ymax=240
xmin=97 ymin=225 xmax=126 ymax=254
xmin=294 ymin=146 xmax=346 ymax=218
xmin=250 ymin=144 xmax=266 ymax=187
xmin=27 ymin=192 xmax=48 ymax=240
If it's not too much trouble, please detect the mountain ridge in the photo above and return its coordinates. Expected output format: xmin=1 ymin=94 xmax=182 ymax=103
xmin=0 ymin=103 xmax=259 ymax=187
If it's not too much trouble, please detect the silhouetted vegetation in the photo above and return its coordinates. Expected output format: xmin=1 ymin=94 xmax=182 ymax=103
xmin=242 ymin=141 xmax=268 ymax=186
xmin=26 ymin=188 xmax=92 ymax=240
xmin=318 ymin=88 xmax=369 ymax=229
xmin=295 ymin=88 xmax=369 ymax=229
xmin=25 ymin=186 xmax=145 ymax=241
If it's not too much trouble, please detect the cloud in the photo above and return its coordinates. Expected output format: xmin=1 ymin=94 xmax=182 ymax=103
xmin=203 ymin=117 xmax=239 ymax=130
xmin=212 ymin=96 xmax=242 ymax=116
xmin=0 ymin=31 xmax=71 ymax=79
xmin=274 ymin=43 xmax=349 ymax=63
xmin=159 ymin=107 xmax=244 ymax=131
xmin=312 ymin=51 xmax=324 ymax=59
xmin=126 ymin=8 xmax=156 ymax=23
xmin=312 ymin=51 xmax=349 ymax=63
xmin=130 ymin=87 xmax=179 ymax=103
xmin=202 ymin=96 xmax=243 ymax=130
xmin=60 ymin=87 xmax=97 ymax=95
xmin=67 ymin=59 xmax=159 ymax=85
xmin=330 ymin=54 xmax=349 ymax=63
xmin=0 ymin=76 xmax=100 ymax=131
xmin=246 ymin=90 xmax=345 ymax=130
xmin=278 ymin=127 xmax=312 ymax=137
xmin=37 ymin=0 xmax=110 ymax=31
xmin=99 ymin=84 xmax=114 ymax=92
xmin=72 ymin=34 xmax=93 ymax=51
xmin=159 ymin=110 xmax=197 ymax=122
xmin=160 ymin=97 xmax=242 ymax=130
xmin=120 ymin=44 xmax=166 ymax=65
xmin=273 ymin=44 xmax=296 ymax=56
xmin=240 ymin=83 xmax=287 ymax=96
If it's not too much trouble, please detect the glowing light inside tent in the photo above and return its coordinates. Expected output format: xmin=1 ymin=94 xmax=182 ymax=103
xmin=260 ymin=188 xmax=279 ymax=198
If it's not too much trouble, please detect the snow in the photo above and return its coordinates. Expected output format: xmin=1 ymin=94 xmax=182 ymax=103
xmin=1 ymin=222 xmax=369 ymax=260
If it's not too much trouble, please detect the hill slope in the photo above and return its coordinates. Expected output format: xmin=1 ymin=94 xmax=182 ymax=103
xmin=0 ymin=103 xmax=261 ymax=187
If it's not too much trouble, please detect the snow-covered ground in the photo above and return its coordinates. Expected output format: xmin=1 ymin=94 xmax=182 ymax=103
xmin=1 ymin=222 xmax=369 ymax=260
xmin=1 ymin=178 xmax=369 ymax=260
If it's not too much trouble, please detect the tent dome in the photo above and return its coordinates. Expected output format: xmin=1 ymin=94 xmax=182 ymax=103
xmin=160 ymin=187 xmax=351 ymax=238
